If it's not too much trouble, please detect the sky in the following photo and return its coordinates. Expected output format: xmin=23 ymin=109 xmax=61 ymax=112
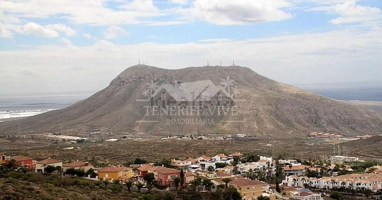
xmin=0 ymin=0 xmax=382 ymax=96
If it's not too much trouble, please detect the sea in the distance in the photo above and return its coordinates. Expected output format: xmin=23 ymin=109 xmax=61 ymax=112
xmin=0 ymin=93 xmax=91 ymax=121
xmin=0 ymin=87 xmax=381 ymax=121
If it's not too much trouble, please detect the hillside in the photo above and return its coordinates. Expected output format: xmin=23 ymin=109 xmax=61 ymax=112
xmin=341 ymin=136 xmax=382 ymax=159
xmin=0 ymin=65 xmax=381 ymax=138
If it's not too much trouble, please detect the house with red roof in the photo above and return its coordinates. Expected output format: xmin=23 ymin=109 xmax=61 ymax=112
xmin=35 ymin=158 xmax=63 ymax=173
xmin=63 ymin=160 xmax=93 ymax=172
xmin=149 ymin=166 xmax=181 ymax=186
xmin=11 ymin=155 xmax=34 ymax=169
xmin=137 ymin=163 xmax=155 ymax=177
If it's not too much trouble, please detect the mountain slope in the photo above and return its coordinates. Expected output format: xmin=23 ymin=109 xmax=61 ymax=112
xmin=1 ymin=65 xmax=381 ymax=137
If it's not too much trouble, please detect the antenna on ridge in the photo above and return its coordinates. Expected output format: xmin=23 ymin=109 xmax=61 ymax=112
xmin=138 ymin=59 xmax=140 ymax=65
xmin=207 ymin=60 xmax=210 ymax=66
xmin=233 ymin=61 xmax=235 ymax=66
xmin=220 ymin=61 xmax=221 ymax=66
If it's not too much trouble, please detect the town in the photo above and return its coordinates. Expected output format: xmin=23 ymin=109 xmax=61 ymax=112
xmin=1 ymin=151 xmax=382 ymax=200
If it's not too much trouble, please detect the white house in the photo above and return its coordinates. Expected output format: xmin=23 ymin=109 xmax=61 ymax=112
xmin=35 ymin=158 xmax=63 ymax=173
xmin=283 ymin=174 xmax=382 ymax=192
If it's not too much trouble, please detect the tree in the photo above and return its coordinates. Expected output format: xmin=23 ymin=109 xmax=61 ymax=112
xmin=257 ymin=195 xmax=270 ymax=200
xmin=222 ymin=178 xmax=231 ymax=189
xmin=134 ymin=158 xmax=147 ymax=164
xmin=125 ymin=180 xmax=134 ymax=192
xmin=246 ymin=154 xmax=260 ymax=162
xmin=215 ymin=163 xmax=227 ymax=168
xmin=232 ymin=166 xmax=239 ymax=175
xmin=144 ymin=173 xmax=155 ymax=188
xmin=190 ymin=178 xmax=202 ymax=191
xmin=5 ymin=159 xmax=16 ymax=169
xmin=154 ymin=159 xmax=172 ymax=168
xmin=173 ymin=177 xmax=181 ymax=191
xmin=364 ymin=189 xmax=372 ymax=199
xmin=203 ymin=179 xmax=213 ymax=191
xmin=180 ymin=169 xmax=185 ymax=188
xmin=330 ymin=191 xmax=343 ymax=200
xmin=44 ymin=165 xmax=57 ymax=174
xmin=275 ymin=179 xmax=281 ymax=193
xmin=222 ymin=186 xmax=241 ymax=200
xmin=207 ymin=166 xmax=215 ymax=172
xmin=136 ymin=182 xmax=144 ymax=193
xmin=86 ymin=168 xmax=97 ymax=178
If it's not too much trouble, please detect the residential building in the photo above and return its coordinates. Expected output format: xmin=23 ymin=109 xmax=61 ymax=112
xmin=283 ymin=173 xmax=382 ymax=192
xmin=10 ymin=156 xmax=34 ymax=169
xmin=330 ymin=156 xmax=359 ymax=163
xmin=230 ymin=152 xmax=244 ymax=158
xmin=213 ymin=154 xmax=229 ymax=161
xmin=171 ymin=159 xmax=192 ymax=169
xmin=98 ymin=166 xmax=133 ymax=181
xmin=137 ymin=163 xmax=155 ymax=177
xmin=284 ymin=165 xmax=307 ymax=176
xmin=149 ymin=166 xmax=180 ymax=186
xmin=185 ymin=172 xmax=195 ymax=184
xmin=198 ymin=155 xmax=211 ymax=162
xmin=35 ymin=158 xmax=63 ymax=173
xmin=0 ymin=153 xmax=9 ymax=165
xmin=63 ymin=160 xmax=93 ymax=172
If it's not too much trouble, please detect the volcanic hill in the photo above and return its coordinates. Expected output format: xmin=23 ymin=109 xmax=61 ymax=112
xmin=1 ymin=65 xmax=381 ymax=138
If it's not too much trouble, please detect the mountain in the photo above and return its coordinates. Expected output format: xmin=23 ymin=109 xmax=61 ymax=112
xmin=1 ymin=65 xmax=382 ymax=137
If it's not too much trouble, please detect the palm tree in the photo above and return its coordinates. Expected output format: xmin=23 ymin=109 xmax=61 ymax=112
xmin=136 ymin=182 xmax=144 ymax=193
xmin=220 ymin=76 xmax=235 ymax=95
xmin=125 ymin=180 xmax=134 ymax=192
xmin=222 ymin=178 xmax=231 ymax=189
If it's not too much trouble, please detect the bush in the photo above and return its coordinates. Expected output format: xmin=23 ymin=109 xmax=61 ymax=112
xmin=27 ymin=172 xmax=44 ymax=183
xmin=61 ymin=176 xmax=73 ymax=186
xmin=215 ymin=163 xmax=228 ymax=168
xmin=330 ymin=191 xmax=343 ymax=200
xmin=8 ymin=171 xmax=25 ymax=179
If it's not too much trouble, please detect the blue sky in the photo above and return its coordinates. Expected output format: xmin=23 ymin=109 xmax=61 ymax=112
xmin=0 ymin=0 xmax=382 ymax=96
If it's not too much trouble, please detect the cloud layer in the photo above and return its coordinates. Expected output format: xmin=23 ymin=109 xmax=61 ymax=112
xmin=1 ymin=28 xmax=381 ymax=95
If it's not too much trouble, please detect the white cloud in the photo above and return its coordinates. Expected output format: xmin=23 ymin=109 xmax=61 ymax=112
xmin=1 ymin=28 xmax=381 ymax=95
xmin=60 ymin=38 xmax=73 ymax=46
xmin=83 ymin=33 xmax=97 ymax=40
xmin=330 ymin=1 xmax=381 ymax=24
xmin=309 ymin=0 xmax=382 ymax=25
xmin=169 ymin=0 xmax=188 ymax=5
xmin=2 ymin=22 xmax=76 ymax=38
xmin=120 ymin=0 xmax=159 ymax=12
xmin=0 ymin=24 xmax=12 ymax=38
xmin=0 ymin=0 xmax=166 ymax=26
xmin=188 ymin=0 xmax=293 ymax=25
xmin=45 ymin=24 xmax=76 ymax=36
xmin=104 ymin=26 xmax=130 ymax=39
xmin=18 ymin=22 xmax=60 ymax=38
